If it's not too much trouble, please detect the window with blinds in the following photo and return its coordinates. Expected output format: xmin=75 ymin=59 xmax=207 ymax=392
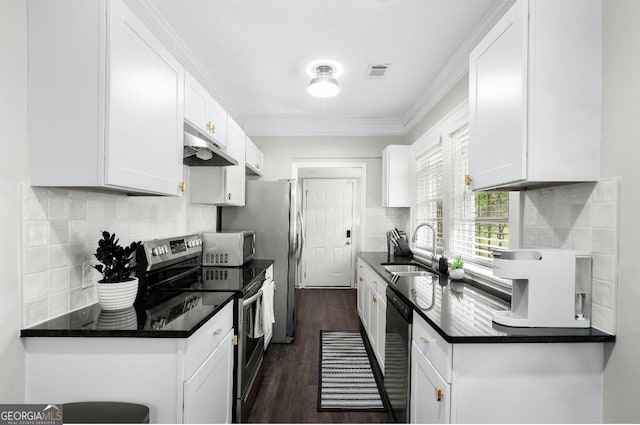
xmin=449 ymin=126 xmax=509 ymax=266
xmin=414 ymin=143 xmax=443 ymax=254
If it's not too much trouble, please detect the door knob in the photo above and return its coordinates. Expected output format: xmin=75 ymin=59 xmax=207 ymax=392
xmin=346 ymin=241 xmax=351 ymax=245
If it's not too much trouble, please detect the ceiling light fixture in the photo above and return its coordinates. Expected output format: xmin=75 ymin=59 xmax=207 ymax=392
xmin=308 ymin=64 xmax=340 ymax=98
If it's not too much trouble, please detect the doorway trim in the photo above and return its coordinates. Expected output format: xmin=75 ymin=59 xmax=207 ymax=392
xmin=292 ymin=161 xmax=367 ymax=289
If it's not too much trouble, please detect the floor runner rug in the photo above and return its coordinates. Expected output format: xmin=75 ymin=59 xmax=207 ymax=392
xmin=318 ymin=330 xmax=385 ymax=411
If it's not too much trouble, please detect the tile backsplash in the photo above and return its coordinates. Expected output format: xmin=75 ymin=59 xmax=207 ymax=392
xmin=521 ymin=178 xmax=620 ymax=334
xmin=363 ymin=207 xmax=411 ymax=251
xmin=21 ymin=169 xmax=218 ymax=327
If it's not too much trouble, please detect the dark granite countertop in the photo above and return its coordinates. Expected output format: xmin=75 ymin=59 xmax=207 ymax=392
xmin=20 ymin=291 xmax=235 ymax=338
xmin=21 ymin=259 xmax=275 ymax=338
xmin=359 ymin=252 xmax=615 ymax=344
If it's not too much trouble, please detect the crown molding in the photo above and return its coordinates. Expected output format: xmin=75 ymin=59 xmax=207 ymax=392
xmin=242 ymin=117 xmax=405 ymax=137
xmin=401 ymin=0 xmax=515 ymax=134
xmin=124 ymin=0 xmax=513 ymax=138
xmin=124 ymin=0 xmax=240 ymax=122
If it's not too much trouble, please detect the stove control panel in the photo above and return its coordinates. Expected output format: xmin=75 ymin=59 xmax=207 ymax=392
xmin=141 ymin=234 xmax=203 ymax=269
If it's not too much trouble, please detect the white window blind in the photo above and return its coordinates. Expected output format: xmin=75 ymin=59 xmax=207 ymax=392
xmin=414 ymin=143 xmax=443 ymax=254
xmin=450 ymin=125 xmax=509 ymax=266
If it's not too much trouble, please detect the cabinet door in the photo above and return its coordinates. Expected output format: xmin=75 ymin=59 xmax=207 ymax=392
xmin=361 ymin=278 xmax=370 ymax=331
xmin=382 ymin=146 xmax=411 ymax=207
xmin=225 ymin=117 xmax=246 ymax=206
xmin=411 ymin=342 xmax=450 ymax=424
xmin=368 ymin=282 xmax=378 ymax=349
xmin=469 ymin=0 xmax=528 ymax=190
xmin=183 ymin=330 xmax=234 ymax=424
xmin=209 ymin=97 xmax=228 ymax=148
xmin=357 ymin=265 xmax=364 ymax=319
xmin=184 ymin=72 xmax=210 ymax=136
xmin=245 ymin=137 xmax=264 ymax=176
xmin=106 ymin=0 xmax=184 ymax=196
xmin=375 ymin=297 xmax=386 ymax=374
xmin=382 ymin=148 xmax=390 ymax=207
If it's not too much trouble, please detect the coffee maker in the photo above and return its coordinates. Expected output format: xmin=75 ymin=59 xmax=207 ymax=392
xmin=491 ymin=249 xmax=591 ymax=328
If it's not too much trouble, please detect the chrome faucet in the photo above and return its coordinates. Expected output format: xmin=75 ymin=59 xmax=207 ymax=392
xmin=411 ymin=223 xmax=438 ymax=270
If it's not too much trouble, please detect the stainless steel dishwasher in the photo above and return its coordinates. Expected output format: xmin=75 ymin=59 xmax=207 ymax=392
xmin=384 ymin=287 xmax=413 ymax=423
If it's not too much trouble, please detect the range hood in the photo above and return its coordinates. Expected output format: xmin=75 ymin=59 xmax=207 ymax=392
xmin=183 ymin=131 xmax=238 ymax=167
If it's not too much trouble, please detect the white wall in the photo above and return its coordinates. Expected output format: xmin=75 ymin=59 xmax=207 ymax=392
xmin=405 ymin=76 xmax=469 ymax=144
xmin=0 ymin=0 xmax=28 ymax=403
xmin=601 ymin=0 xmax=640 ymax=421
xmin=520 ymin=179 xmax=619 ymax=334
xmin=251 ymin=135 xmax=410 ymax=251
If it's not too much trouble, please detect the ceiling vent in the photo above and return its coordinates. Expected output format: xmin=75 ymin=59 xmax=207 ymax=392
xmin=367 ymin=64 xmax=391 ymax=78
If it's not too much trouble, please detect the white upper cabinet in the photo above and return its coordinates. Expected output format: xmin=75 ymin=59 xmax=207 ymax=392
xmin=245 ymin=136 xmax=264 ymax=176
xmin=225 ymin=117 xmax=247 ymax=205
xmin=190 ymin=116 xmax=246 ymax=206
xmin=382 ymin=145 xmax=411 ymax=207
xmin=28 ymin=0 xmax=184 ymax=196
xmin=184 ymin=72 xmax=228 ymax=148
xmin=469 ymin=0 xmax=602 ymax=191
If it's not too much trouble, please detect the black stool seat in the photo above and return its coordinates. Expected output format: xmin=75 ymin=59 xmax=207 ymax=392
xmin=63 ymin=402 xmax=149 ymax=424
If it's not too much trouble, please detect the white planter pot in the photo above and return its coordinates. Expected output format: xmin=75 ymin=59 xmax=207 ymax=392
xmin=449 ymin=269 xmax=465 ymax=281
xmin=97 ymin=278 xmax=138 ymax=311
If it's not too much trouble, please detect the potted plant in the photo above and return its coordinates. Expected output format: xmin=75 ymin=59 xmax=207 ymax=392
xmin=92 ymin=231 xmax=141 ymax=311
xmin=449 ymin=256 xmax=465 ymax=281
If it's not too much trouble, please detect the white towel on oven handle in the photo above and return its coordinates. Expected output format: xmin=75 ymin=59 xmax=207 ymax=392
xmin=252 ymin=291 xmax=264 ymax=339
xmin=261 ymin=279 xmax=275 ymax=349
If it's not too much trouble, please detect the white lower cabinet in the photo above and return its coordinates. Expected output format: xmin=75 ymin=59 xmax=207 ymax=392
xmin=183 ymin=329 xmax=234 ymax=424
xmin=411 ymin=342 xmax=450 ymax=424
xmin=410 ymin=313 xmax=605 ymax=423
xmin=356 ymin=258 xmax=387 ymax=374
xmin=25 ymin=302 xmax=235 ymax=424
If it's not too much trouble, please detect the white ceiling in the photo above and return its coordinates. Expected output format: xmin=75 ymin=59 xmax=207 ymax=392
xmin=150 ymin=0 xmax=507 ymax=135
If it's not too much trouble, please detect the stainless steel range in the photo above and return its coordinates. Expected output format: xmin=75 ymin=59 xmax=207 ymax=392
xmin=135 ymin=233 xmax=268 ymax=423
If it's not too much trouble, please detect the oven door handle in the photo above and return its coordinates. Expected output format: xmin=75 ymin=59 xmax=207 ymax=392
xmin=242 ymin=289 xmax=264 ymax=307
xmin=149 ymin=266 xmax=201 ymax=290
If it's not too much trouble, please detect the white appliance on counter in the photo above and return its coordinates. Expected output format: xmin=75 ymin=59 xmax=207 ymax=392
xmin=492 ymin=249 xmax=591 ymax=328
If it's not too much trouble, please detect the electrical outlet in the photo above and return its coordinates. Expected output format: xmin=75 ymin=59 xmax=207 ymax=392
xmin=82 ymin=261 xmax=97 ymax=289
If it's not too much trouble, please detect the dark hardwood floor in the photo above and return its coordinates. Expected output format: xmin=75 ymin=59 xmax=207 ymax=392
xmin=248 ymin=289 xmax=392 ymax=423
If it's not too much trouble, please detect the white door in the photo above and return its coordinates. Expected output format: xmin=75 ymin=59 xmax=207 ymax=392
xmin=302 ymin=179 xmax=355 ymax=287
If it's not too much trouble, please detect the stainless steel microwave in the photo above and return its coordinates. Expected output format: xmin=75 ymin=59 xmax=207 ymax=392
xmin=201 ymin=231 xmax=255 ymax=266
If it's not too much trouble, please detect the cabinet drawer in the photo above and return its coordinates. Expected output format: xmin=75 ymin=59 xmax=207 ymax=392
xmin=412 ymin=314 xmax=452 ymax=383
xmin=361 ymin=262 xmax=387 ymax=298
xmin=185 ymin=301 xmax=234 ymax=379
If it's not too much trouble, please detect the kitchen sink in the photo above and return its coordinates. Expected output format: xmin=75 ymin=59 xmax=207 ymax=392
xmin=384 ymin=264 xmax=435 ymax=277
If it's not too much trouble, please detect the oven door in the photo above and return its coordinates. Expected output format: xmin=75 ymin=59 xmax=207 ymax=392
xmin=239 ymin=283 xmax=264 ymax=395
